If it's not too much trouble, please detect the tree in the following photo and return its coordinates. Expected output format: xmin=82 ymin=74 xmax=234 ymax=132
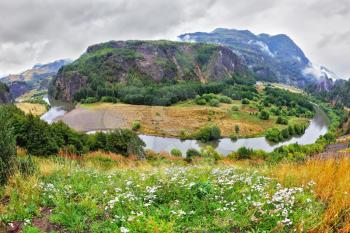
xmin=259 ymin=110 xmax=270 ymax=120
xmin=0 ymin=108 xmax=16 ymax=184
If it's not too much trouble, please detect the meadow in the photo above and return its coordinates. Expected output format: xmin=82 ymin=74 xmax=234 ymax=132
xmin=59 ymin=100 xmax=308 ymax=139
xmin=1 ymin=151 xmax=326 ymax=233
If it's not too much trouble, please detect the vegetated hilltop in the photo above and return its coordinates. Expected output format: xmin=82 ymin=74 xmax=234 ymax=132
xmin=179 ymin=28 xmax=338 ymax=89
xmin=49 ymin=40 xmax=251 ymax=104
xmin=1 ymin=59 xmax=71 ymax=99
xmin=0 ymin=82 xmax=13 ymax=104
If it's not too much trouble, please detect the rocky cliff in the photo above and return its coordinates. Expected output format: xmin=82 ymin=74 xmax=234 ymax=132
xmin=50 ymin=40 xmax=249 ymax=102
xmin=0 ymin=82 xmax=13 ymax=104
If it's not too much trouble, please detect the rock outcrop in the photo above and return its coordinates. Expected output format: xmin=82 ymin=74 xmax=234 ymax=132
xmin=0 ymin=82 xmax=13 ymax=104
xmin=50 ymin=40 xmax=250 ymax=102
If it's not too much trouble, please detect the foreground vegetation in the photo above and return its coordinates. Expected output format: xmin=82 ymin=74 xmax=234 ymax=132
xmin=0 ymin=152 xmax=324 ymax=233
xmin=1 ymin=150 xmax=350 ymax=232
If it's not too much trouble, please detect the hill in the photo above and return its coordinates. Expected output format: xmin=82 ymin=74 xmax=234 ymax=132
xmin=1 ymin=59 xmax=71 ymax=99
xmin=49 ymin=40 xmax=250 ymax=103
xmin=179 ymin=28 xmax=339 ymax=89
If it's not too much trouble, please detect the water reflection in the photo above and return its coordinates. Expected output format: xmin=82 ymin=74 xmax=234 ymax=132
xmin=139 ymin=106 xmax=329 ymax=155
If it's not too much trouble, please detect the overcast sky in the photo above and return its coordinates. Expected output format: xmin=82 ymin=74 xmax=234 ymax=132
xmin=0 ymin=0 xmax=349 ymax=78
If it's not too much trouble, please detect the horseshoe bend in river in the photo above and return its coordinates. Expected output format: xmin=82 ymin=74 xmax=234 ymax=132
xmin=41 ymin=104 xmax=330 ymax=155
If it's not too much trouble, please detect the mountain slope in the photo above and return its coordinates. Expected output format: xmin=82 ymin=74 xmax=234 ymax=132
xmin=50 ymin=40 xmax=250 ymax=103
xmin=1 ymin=59 xmax=71 ymax=99
xmin=0 ymin=82 xmax=13 ymax=104
xmin=179 ymin=28 xmax=339 ymax=88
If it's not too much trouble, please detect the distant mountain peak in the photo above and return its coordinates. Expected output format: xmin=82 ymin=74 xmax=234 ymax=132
xmin=179 ymin=28 xmax=340 ymax=90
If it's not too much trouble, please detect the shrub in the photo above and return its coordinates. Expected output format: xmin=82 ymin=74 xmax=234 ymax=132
xmin=92 ymin=129 xmax=146 ymax=159
xmin=276 ymin=116 xmax=288 ymax=125
xmin=229 ymin=133 xmax=238 ymax=141
xmin=195 ymin=96 xmax=207 ymax=105
xmin=219 ymin=96 xmax=232 ymax=104
xmin=241 ymin=98 xmax=250 ymax=104
xmin=235 ymin=125 xmax=240 ymax=134
xmin=186 ymin=148 xmax=201 ymax=159
xmin=132 ymin=121 xmax=141 ymax=131
xmin=266 ymin=128 xmax=282 ymax=142
xmin=209 ymin=99 xmax=220 ymax=107
xmin=195 ymin=124 xmax=221 ymax=142
xmin=231 ymin=105 xmax=239 ymax=111
xmin=259 ymin=110 xmax=270 ymax=120
xmin=281 ymin=128 xmax=290 ymax=139
xmin=170 ymin=148 xmax=182 ymax=157
xmin=82 ymin=97 xmax=99 ymax=104
xmin=236 ymin=147 xmax=254 ymax=160
xmin=200 ymin=146 xmax=221 ymax=161
xmin=101 ymin=96 xmax=118 ymax=103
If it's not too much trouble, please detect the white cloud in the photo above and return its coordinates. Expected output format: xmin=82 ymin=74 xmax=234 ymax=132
xmin=0 ymin=0 xmax=349 ymax=78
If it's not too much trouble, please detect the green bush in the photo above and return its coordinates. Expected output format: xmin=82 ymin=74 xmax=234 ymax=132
xmin=259 ymin=110 xmax=270 ymax=120
xmin=186 ymin=148 xmax=201 ymax=158
xmin=219 ymin=96 xmax=232 ymax=104
xmin=195 ymin=96 xmax=207 ymax=105
xmin=195 ymin=124 xmax=221 ymax=142
xmin=281 ymin=128 xmax=290 ymax=139
xmin=229 ymin=133 xmax=238 ymax=141
xmin=170 ymin=148 xmax=182 ymax=157
xmin=231 ymin=105 xmax=239 ymax=111
xmin=132 ymin=121 xmax=141 ymax=131
xmin=92 ymin=129 xmax=146 ymax=159
xmin=241 ymin=98 xmax=250 ymax=104
xmin=276 ymin=116 xmax=288 ymax=125
xmin=82 ymin=97 xmax=99 ymax=104
xmin=236 ymin=147 xmax=254 ymax=160
xmin=200 ymin=146 xmax=221 ymax=161
xmin=209 ymin=99 xmax=220 ymax=107
xmin=266 ymin=128 xmax=282 ymax=142
xmin=235 ymin=125 xmax=240 ymax=134
xmin=101 ymin=96 xmax=118 ymax=103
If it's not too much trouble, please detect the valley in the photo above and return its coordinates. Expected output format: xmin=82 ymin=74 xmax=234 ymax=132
xmin=1 ymin=27 xmax=350 ymax=233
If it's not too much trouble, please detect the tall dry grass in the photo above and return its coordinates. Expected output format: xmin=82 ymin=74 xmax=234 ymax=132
xmin=269 ymin=156 xmax=350 ymax=232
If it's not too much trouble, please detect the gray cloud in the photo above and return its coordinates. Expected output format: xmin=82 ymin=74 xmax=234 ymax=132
xmin=0 ymin=0 xmax=349 ymax=78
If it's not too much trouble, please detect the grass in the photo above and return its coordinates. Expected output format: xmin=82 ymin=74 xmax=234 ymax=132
xmin=1 ymin=152 xmax=323 ymax=233
xmin=266 ymin=156 xmax=350 ymax=232
xmin=71 ymin=101 xmax=308 ymax=138
xmin=16 ymin=103 xmax=47 ymax=116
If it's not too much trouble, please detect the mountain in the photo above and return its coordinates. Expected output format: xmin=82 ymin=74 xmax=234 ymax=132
xmin=1 ymin=59 xmax=71 ymax=99
xmin=50 ymin=40 xmax=250 ymax=103
xmin=0 ymin=82 xmax=13 ymax=104
xmin=179 ymin=28 xmax=339 ymax=89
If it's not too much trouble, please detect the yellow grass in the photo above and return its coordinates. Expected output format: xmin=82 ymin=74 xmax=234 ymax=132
xmin=15 ymin=103 xmax=47 ymax=116
xmin=270 ymin=82 xmax=305 ymax=94
xmin=268 ymin=157 xmax=350 ymax=232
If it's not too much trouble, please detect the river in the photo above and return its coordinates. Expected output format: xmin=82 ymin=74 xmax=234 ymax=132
xmin=41 ymin=102 xmax=330 ymax=155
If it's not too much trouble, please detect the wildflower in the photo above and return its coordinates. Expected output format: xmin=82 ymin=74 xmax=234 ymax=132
xmin=120 ymin=226 xmax=129 ymax=233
